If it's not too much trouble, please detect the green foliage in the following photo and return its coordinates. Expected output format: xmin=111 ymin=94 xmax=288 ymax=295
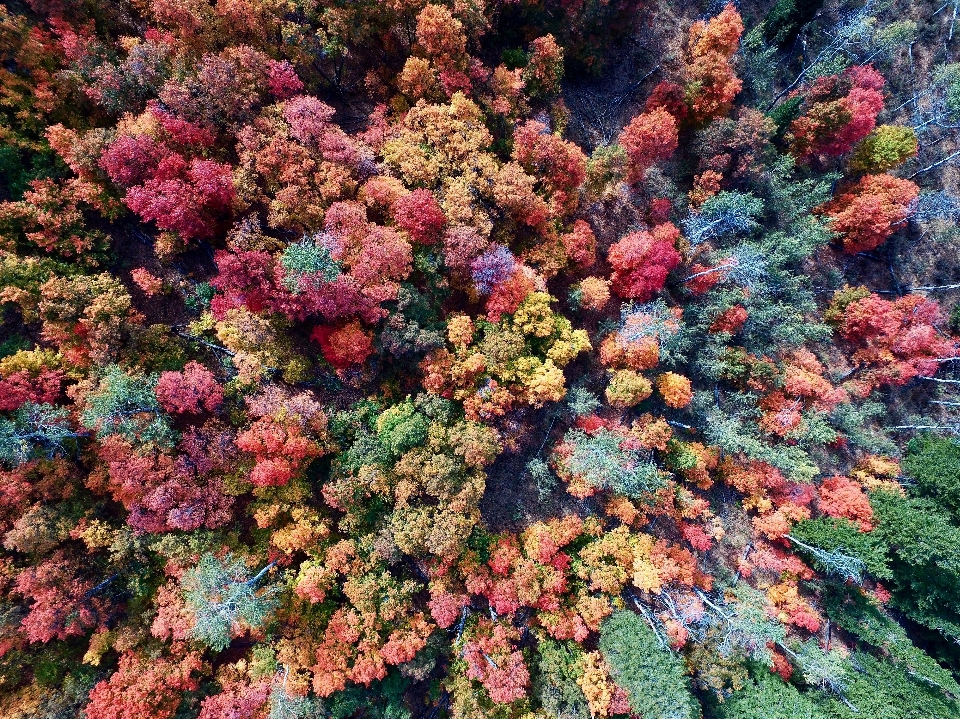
xmin=0 ymin=402 xmax=79 ymax=467
xmin=566 ymin=386 xmax=600 ymax=417
xmin=762 ymin=0 xmax=826 ymax=47
xmin=712 ymin=670 xmax=827 ymax=719
xmin=789 ymin=517 xmax=891 ymax=580
xmin=696 ymin=398 xmax=820 ymax=481
xmin=813 ymin=652 xmax=960 ymax=719
xmin=527 ymin=457 xmax=557 ymax=500
xmin=280 ymin=239 xmax=342 ymax=293
xmin=819 ymin=581 xmax=960 ymax=697
xmin=182 ymin=553 xmax=280 ymax=652
xmin=376 ymin=400 xmax=429 ymax=457
xmin=599 ymin=610 xmax=700 ymax=719
xmin=869 ymin=490 xmax=960 ymax=639
xmin=903 ymin=434 xmax=960 ymax=521
xmin=79 ymin=365 xmax=176 ymax=446
xmin=270 ymin=684 xmax=326 ymax=719
xmin=683 ymin=192 xmax=764 ymax=246
xmin=534 ymin=637 xmax=589 ymax=719
xmin=0 ymin=334 xmax=30 ymax=359
xmin=562 ymin=427 xmax=664 ymax=499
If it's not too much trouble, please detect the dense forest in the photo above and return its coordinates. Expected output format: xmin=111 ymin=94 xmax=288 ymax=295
xmin=4 ymin=0 xmax=960 ymax=716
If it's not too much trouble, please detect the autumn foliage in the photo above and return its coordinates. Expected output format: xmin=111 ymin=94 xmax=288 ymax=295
xmin=1 ymin=1 xmax=958 ymax=717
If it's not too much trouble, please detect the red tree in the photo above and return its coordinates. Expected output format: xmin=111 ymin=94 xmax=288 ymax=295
xmin=619 ymin=108 xmax=678 ymax=183
xmin=835 ymin=292 xmax=956 ymax=391
xmin=14 ymin=554 xmax=109 ymax=643
xmin=393 ymin=189 xmax=446 ymax=244
xmin=155 ymin=361 xmax=224 ymax=415
xmin=818 ymin=173 xmax=918 ymax=253
xmin=608 ymin=223 xmax=682 ymax=300
xmin=86 ymin=651 xmax=202 ymax=719
xmin=0 ymin=369 xmax=63 ymax=411
xmin=789 ymin=65 xmax=886 ymax=159
xmin=124 ymin=156 xmax=234 ymax=240
xmin=312 ymin=320 xmax=375 ymax=370
xmin=683 ymin=4 xmax=744 ymax=121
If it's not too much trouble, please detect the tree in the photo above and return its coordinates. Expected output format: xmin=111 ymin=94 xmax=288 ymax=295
xmin=713 ymin=670 xmax=827 ymax=719
xmin=181 ymin=552 xmax=280 ymax=651
xmin=788 ymin=65 xmax=886 ymax=160
xmin=85 ymin=652 xmax=202 ymax=719
xmin=80 ymin=365 xmax=176 ymax=445
xmin=657 ymin=373 xmax=693 ymax=409
xmin=818 ymin=174 xmax=919 ymax=253
xmin=392 ymin=189 xmax=445 ymax=244
xmin=608 ymin=223 xmax=682 ymax=301
xmin=534 ymin=637 xmax=590 ymax=719
xmin=123 ymin=155 xmax=235 ymax=240
xmin=235 ymin=415 xmax=323 ymax=487
xmin=0 ymin=403 xmax=79 ymax=468
xmin=619 ymin=108 xmax=679 ymax=183
xmin=554 ymin=426 xmax=664 ymax=499
xmin=312 ymin=321 xmax=375 ymax=370
xmin=461 ymin=618 xmax=530 ymax=704
xmin=599 ymin=610 xmax=699 ymax=719
xmin=850 ymin=125 xmax=918 ymax=173
xmin=605 ymin=370 xmax=653 ymax=408
xmin=903 ymin=435 xmax=960 ymax=521
xmin=13 ymin=553 xmax=111 ymax=643
xmin=155 ymin=361 xmax=224 ymax=415
xmin=683 ymin=4 xmax=744 ymax=122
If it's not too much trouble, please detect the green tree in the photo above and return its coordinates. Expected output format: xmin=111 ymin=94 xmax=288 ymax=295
xmin=534 ymin=637 xmax=589 ymax=719
xmin=80 ymin=365 xmax=176 ymax=446
xmin=712 ymin=670 xmax=827 ymax=719
xmin=902 ymin=435 xmax=960 ymax=522
xmin=869 ymin=490 xmax=960 ymax=640
xmin=0 ymin=402 xmax=80 ymax=467
xmin=599 ymin=610 xmax=700 ymax=719
xmin=182 ymin=552 xmax=280 ymax=652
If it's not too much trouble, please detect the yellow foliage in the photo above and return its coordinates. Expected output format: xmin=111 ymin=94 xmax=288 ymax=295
xmin=510 ymin=292 xmax=556 ymax=338
xmin=524 ymin=358 xmax=567 ymax=406
xmin=578 ymin=652 xmax=614 ymax=717
xmin=605 ymin=369 xmax=653 ymax=408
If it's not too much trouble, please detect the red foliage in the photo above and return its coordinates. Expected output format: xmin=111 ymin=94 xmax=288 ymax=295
xmin=100 ymin=135 xmax=166 ymax=187
xmin=644 ymin=81 xmax=689 ymax=123
xmin=236 ymin=416 xmax=323 ymax=487
xmin=818 ymin=475 xmax=874 ymax=531
xmin=97 ymin=431 xmax=236 ymax=532
xmin=124 ymin=156 xmax=234 ymax=240
xmin=392 ymin=189 xmax=446 ymax=244
xmin=0 ymin=369 xmax=63 ymax=411
xmin=818 ymin=173 xmax=918 ymax=253
xmin=837 ymin=293 xmax=955 ymax=390
xmin=267 ymin=59 xmax=304 ymax=99
xmin=485 ymin=266 xmax=537 ymax=322
xmin=312 ymin=321 xmax=375 ymax=370
xmin=683 ymin=4 xmax=744 ymax=121
xmin=607 ymin=223 xmax=682 ymax=300
xmin=14 ymin=554 xmax=109 ymax=643
xmin=198 ymin=679 xmax=270 ymax=719
xmin=512 ymin=120 xmax=587 ymax=217
xmin=85 ymin=651 xmax=202 ymax=719
xmin=685 ymin=263 xmax=723 ymax=296
xmin=155 ymin=361 xmax=223 ymax=415
xmin=619 ymin=108 xmax=679 ymax=183
xmin=789 ymin=65 xmax=885 ymax=159
xmin=709 ymin=305 xmax=748 ymax=334
xmin=462 ymin=619 xmax=530 ymax=704
xmin=560 ymin=220 xmax=596 ymax=268
xmin=428 ymin=590 xmax=469 ymax=628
